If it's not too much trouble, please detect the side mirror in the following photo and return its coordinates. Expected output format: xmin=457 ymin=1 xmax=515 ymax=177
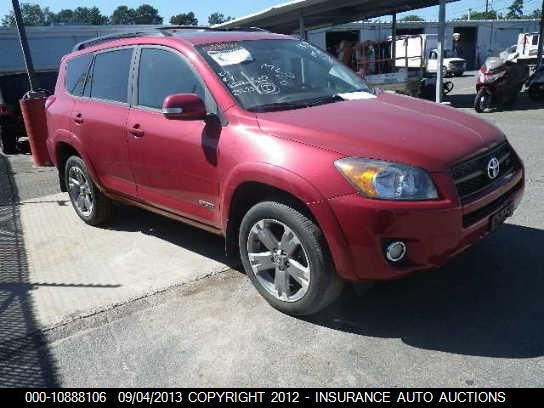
xmin=162 ymin=93 xmax=206 ymax=120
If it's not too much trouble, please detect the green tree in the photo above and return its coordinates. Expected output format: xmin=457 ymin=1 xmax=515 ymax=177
xmin=399 ymin=14 xmax=424 ymax=22
xmin=54 ymin=9 xmax=74 ymax=24
xmin=111 ymin=6 xmax=136 ymax=25
xmin=529 ymin=8 xmax=542 ymax=18
xmin=457 ymin=10 xmax=498 ymax=20
xmin=506 ymin=0 xmax=524 ymax=19
xmin=1 ymin=3 xmax=47 ymax=27
xmin=1 ymin=14 xmax=12 ymax=27
xmin=170 ymin=12 xmax=198 ymax=26
xmin=72 ymin=7 xmax=108 ymax=25
xmin=133 ymin=4 xmax=163 ymax=24
xmin=43 ymin=7 xmax=56 ymax=24
xmin=208 ymin=12 xmax=233 ymax=25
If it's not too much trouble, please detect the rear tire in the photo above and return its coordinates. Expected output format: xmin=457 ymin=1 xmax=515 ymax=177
xmin=65 ymin=156 xmax=112 ymax=226
xmin=239 ymin=201 xmax=343 ymax=315
xmin=0 ymin=123 xmax=17 ymax=154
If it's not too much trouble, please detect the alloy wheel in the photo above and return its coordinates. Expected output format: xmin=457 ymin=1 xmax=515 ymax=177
xmin=246 ymin=219 xmax=311 ymax=302
xmin=67 ymin=166 xmax=94 ymax=217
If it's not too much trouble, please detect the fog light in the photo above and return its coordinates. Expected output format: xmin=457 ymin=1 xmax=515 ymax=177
xmin=386 ymin=241 xmax=406 ymax=262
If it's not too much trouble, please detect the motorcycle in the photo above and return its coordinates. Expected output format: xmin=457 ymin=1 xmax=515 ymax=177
xmin=527 ymin=67 xmax=544 ymax=101
xmin=474 ymin=57 xmax=529 ymax=113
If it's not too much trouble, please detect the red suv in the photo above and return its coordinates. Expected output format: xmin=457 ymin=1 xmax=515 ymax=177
xmin=46 ymin=29 xmax=524 ymax=315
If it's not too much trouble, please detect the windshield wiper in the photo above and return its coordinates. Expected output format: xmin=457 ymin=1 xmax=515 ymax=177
xmin=248 ymin=95 xmax=345 ymax=112
xmin=247 ymin=102 xmax=305 ymax=112
xmin=303 ymin=94 xmax=344 ymax=107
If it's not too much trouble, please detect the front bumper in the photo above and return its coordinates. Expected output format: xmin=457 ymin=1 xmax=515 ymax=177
xmin=326 ymin=169 xmax=524 ymax=281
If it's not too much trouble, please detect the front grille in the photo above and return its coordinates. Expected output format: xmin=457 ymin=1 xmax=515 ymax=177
xmin=452 ymin=142 xmax=519 ymax=202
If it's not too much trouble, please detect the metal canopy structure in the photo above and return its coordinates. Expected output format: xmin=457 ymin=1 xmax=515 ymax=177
xmin=215 ymin=0 xmax=457 ymax=34
xmin=216 ymin=0 xmax=458 ymax=102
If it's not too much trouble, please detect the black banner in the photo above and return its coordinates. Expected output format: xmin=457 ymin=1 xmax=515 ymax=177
xmin=0 ymin=388 xmax=541 ymax=406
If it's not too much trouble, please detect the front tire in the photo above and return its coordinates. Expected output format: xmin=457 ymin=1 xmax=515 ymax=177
xmin=239 ymin=201 xmax=343 ymax=315
xmin=474 ymin=88 xmax=492 ymax=113
xmin=65 ymin=156 xmax=112 ymax=226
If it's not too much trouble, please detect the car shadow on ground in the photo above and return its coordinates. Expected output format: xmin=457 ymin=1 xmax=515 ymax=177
xmin=308 ymin=223 xmax=544 ymax=359
xmin=106 ymin=204 xmax=240 ymax=270
xmin=0 ymin=154 xmax=58 ymax=386
xmin=104 ymin=198 xmax=544 ymax=359
xmin=106 ymin=199 xmax=544 ymax=359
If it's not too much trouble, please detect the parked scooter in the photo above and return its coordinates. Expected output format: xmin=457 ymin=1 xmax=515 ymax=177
xmin=527 ymin=67 xmax=544 ymax=101
xmin=474 ymin=57 xmax=529 ymax=113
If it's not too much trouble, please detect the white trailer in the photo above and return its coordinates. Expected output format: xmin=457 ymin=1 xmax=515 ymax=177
xmin=394 ymin=34 xmax=466 ymax=76
xmin=516 ymin=32 xmax=541 ymax=61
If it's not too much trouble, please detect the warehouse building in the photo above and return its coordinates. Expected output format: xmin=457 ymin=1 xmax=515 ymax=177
xmin=307 ymin=19 xmax=541 ymax=69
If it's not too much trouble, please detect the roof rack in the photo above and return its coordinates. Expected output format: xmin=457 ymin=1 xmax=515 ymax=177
xmin=158 ymin=25 xmax=269 ymax=33
xmin=225 ymin=26 xmax=270 ymax=32
xmin=72 ymin=26 xmax=271 ymax=51
xmin=157 ymin=25 xmax=218 ymax=34
xmin=72 ymin=31 xmax=161 ymax=51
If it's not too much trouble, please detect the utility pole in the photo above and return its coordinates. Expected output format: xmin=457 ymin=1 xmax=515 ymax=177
xmin=391 ymin=13 xmax=397 ymax=68
xmin=12 ymin=0 xmax=37 ymax=91
xmin=537 ymin=0 xmax=544 ymax=70
xmin=485 ymin=0 xmax=489 ymax=13
xmin=298 ymin=10 xmax=306 ymax=40
xmin=468 ymin=8 xmax=472 ymax=20
xmin=436 ymin=0 xmax=446 ymax=103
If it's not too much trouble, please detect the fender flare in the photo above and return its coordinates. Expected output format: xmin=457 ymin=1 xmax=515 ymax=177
xmin=49 ymin=130 xmax=103 ymax=190
xmin=221 ymin=163 xmax=353 ymax=278
xmin=221 ymin=162 xmax=326 ymax=228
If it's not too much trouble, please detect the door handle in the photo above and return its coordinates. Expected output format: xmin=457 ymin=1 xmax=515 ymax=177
xmin=73 ymin=113 xmax=83 ymax=124
xmin=129 ymin=124 xmax=144 ymax=137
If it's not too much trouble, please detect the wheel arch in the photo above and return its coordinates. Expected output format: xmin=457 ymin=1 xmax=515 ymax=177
xmin=222 ymin=164 xmax=352 ymax=278
xmin=52 ymin=132 xmax=102 ymax=193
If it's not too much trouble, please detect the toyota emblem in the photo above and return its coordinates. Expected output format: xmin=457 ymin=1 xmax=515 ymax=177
xmin=487 ymin=157 xmax=500 ymax=180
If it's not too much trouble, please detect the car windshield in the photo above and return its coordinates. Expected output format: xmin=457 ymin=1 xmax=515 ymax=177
xmin=196 ymin=39 xmax=373 ymax=112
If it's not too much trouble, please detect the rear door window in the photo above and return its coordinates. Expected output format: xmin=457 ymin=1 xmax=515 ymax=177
xmin=65 ymin=54 xmax=92 ymax=96
xmin=137 ymin=48 xmax=205 ymax=109
xmin=89 ymin=48 xmax=133 ymax=103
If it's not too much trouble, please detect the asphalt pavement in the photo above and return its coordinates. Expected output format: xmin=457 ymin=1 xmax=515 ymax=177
xmin=1 ymin=72 xmax=543 ymax=387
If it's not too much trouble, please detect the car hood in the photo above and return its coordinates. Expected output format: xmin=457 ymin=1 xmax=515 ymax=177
xmin=256 ymin=91 xmax=505 ymax=172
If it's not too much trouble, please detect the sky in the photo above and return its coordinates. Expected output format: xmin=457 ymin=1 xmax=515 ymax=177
xmin=0 ymin=0 xmax=542 ymax=25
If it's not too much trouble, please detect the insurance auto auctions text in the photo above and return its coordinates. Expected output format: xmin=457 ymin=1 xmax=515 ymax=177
xmin=182 ymin=390 xmax=506 ymax=403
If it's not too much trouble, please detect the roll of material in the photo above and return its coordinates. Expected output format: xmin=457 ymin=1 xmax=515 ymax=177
xmin=19 ymin=93 xmax=52 ymax=167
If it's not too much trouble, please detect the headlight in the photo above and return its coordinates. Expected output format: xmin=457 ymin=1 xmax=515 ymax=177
xmin=334 ymin=158 xmax=438 ymax=200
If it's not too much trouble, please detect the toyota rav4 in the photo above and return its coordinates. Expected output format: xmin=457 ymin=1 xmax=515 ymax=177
xmin=45 ymin=29 xmax=525 ymax=315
